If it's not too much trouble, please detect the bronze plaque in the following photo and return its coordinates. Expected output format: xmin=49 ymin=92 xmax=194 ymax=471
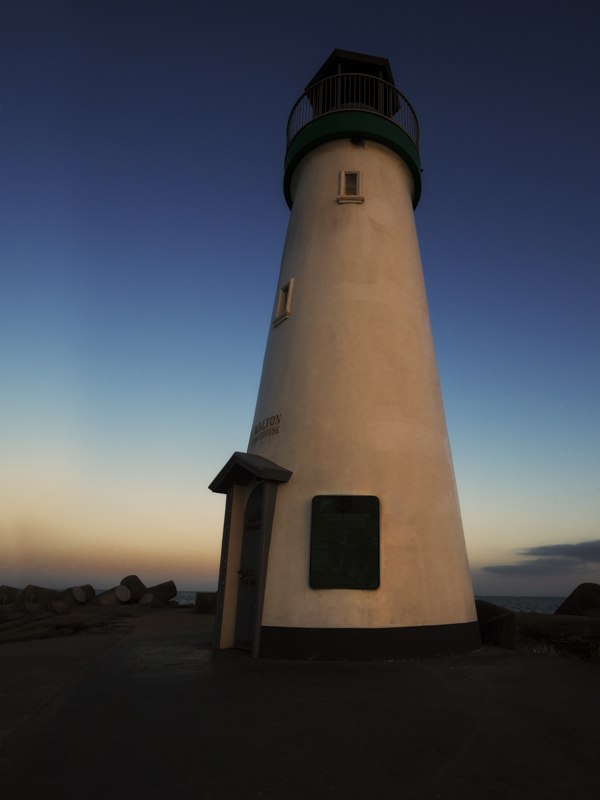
xmin=310 ymin=496 xmax=380 ymax=590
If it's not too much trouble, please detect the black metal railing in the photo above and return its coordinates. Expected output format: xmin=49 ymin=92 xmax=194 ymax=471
xmin=286 ymin=73 xmax=419 ymax=153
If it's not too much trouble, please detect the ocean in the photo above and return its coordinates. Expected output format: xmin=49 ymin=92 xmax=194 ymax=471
xmin=474 ymin=596 xmax=566 ymax=614
xmin=176 ymin=592 xmax=566 ymax=614
xmin=175 ymin=590 xmax=205 ymax=606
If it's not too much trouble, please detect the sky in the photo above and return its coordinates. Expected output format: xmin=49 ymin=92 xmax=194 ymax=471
xmin=1 ymin=0 xmax=599 ymax=595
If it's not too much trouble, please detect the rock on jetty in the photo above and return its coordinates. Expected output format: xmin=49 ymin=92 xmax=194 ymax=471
xmin=0 ymin=575 xmax=187 ymax=645
xmin=194 ymin=592 xmax=217 ymax=613
xmin=476 ymin=582 xmax=600 ymax=662
xmin=117 ymin=576 xmax=179 ymax=607
xmin=554 ymin=583 xmax=600 ymax=617
xmin=1 ymin=584 xmax=93 ymax=608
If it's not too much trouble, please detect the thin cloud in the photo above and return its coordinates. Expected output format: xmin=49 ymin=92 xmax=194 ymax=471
xmin=483 ymin=557 xmax=587 ymax=576
xmin=483 ymin=539 xmax=600 ymax=576
xmin=519 ymin=540 xmax=600 ymax=563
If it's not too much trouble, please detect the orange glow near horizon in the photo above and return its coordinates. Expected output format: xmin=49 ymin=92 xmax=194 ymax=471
xmin=0 ymin=473 xmax=224 ymax=590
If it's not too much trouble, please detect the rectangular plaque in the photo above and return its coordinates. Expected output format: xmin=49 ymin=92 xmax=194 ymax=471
xmin=310 ymin=496 xmax=380 ymax=590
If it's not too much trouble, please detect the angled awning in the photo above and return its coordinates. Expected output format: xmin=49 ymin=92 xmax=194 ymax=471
xmin=209 ymin=452 xmax=293 ymax=494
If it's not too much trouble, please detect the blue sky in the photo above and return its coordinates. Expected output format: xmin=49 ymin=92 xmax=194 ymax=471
xmin=1 ymin=0 xmax=599 ymax=594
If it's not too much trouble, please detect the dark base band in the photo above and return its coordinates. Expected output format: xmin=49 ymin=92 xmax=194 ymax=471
xmin=258 ymin=621 xmax=481 ymax=661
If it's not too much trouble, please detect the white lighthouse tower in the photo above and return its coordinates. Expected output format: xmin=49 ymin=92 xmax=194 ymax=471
xmin=210 ymin=50 xmax=480 ymax=660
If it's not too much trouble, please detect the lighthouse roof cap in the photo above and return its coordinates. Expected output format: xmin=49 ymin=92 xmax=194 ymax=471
xmin=305 ymin=49 xmax=395 ymax=91
xmin=209 ymin=451 xmax=293 ymax=493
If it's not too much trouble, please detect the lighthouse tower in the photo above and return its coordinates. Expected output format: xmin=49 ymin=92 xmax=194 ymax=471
xmin=210 ymin=50 xmax=480 ymax=660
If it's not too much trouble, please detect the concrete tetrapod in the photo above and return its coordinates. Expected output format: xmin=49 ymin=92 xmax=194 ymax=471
xmin=79 ymin=584 xmax=96 ymax=602
xmin=555 ymin=583 xmax=600 ymax=617
xmin=476 ymin=600 xmax=600 ymax=662
xmin=138 ymin=593 xmax=165 ymax=608
xmin=92 ymin=586 xmax=132 ymax=606
xmin=19 ymin=585 xmax=60 ymax=604
xmin=194 ymin=592 xmax=217 ymax=613
xmin=146 ymin=581 xmax=176 ymax=604
xmin=54 ymin=587 xmax=88 ymax=606
xmin=0 ymin=586 xmax=22 ymax=604
xmin=120 ymin=575 xmax=148 ymax=603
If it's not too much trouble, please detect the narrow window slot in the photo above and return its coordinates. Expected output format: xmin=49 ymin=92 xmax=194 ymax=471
xmin=272 ymin=279 xmax=294 ymax=327
xmin=345 ymin=173 xmax=358 ymax=195
xmin=277 ymin=284 xmax=289 ymax=317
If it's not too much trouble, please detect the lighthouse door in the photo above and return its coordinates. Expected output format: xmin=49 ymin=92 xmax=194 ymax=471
xmin=234 ymin=483 xmax=264 ymax=651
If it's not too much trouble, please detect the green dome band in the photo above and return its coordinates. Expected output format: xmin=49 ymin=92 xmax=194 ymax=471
xmin=284 ymin=111 xmax=422 ymax=210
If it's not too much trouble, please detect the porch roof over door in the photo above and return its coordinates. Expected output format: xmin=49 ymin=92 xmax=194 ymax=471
xmin=208 ymin=452 xmax=293 ymax=494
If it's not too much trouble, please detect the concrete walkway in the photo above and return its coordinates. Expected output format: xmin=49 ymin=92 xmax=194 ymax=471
xmin=1 ymin=610 xmax=598 ymax=799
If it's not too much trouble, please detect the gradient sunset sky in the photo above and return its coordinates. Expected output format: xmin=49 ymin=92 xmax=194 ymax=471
xmin=1 ymin=0 xmax=599 ymax=595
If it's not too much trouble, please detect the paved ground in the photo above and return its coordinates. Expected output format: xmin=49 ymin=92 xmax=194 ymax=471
xmin=0 ymin=629 xmax=133 ymax=753
xmin=1 ymin=610 xmax=598 ymax=799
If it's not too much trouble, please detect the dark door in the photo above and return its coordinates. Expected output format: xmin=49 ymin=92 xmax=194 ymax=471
xmin=234 ymin=483 xmax=263 ymax=651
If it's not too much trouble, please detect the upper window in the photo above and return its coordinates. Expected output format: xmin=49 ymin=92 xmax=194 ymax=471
xmin=345 ymin=172 xmax=358 ymax=195
xmin=338 ymin=171 xmax=364 ymax=204
xmin=272 ymin=278 xmax=294 ymax=327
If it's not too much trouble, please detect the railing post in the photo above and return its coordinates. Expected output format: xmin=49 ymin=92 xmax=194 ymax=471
xmin=286 ymin=74 xmax=419 ymax=156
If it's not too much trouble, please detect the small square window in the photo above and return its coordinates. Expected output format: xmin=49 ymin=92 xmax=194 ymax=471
xmin=272 ymin=278 xmax=294 ymax=327
xmin=338 ymin=171 xmax=364 ymax=204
